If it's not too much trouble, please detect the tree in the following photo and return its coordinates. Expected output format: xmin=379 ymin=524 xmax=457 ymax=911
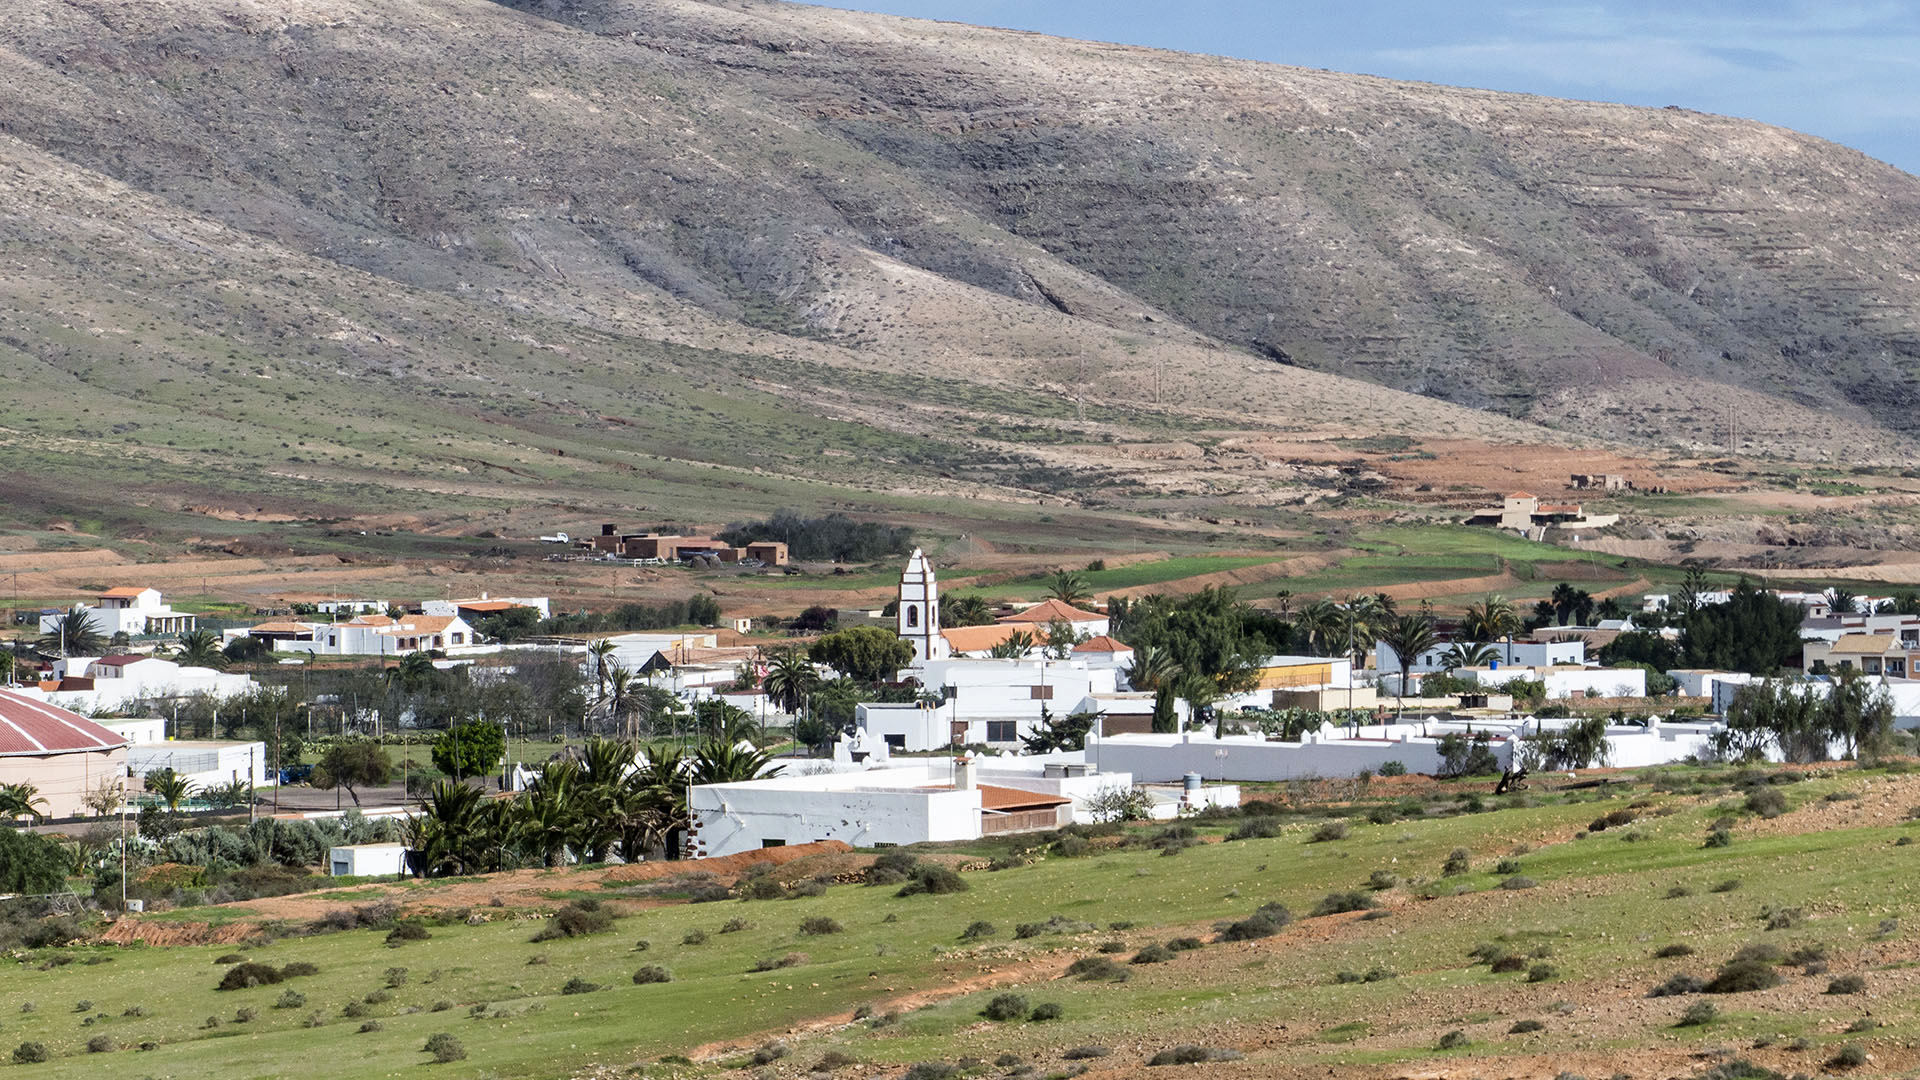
xmin=1042 ymin=619 xmax=1085 ymax=660
xmin=0 ymin=650 xmax=15 ymax=687
xmin=39 ymin=608 xmax=103 ymax=657
xmin=1175 ymin=671 xmax=1218 ymax=735
xmin=387 ymin=651 xmax=438 ymax=692
xmin=762 ymin=650 xmax=818 ymax=715
xmin=1439 ymin=641 xmax=1498 ymax=672
xmin=587 ymin=639 xmax=618 ymax=700
xmin=790 ymin=605 xmax=838 ymax=633
xmin=1717 ymin=679 xmax=1824 ymax=762
xmin=1828 ymin=587 xmax=1859 ymax=615
xmin=1598 ymin=630 xmax=1681 ymax=672
xmin=688 ymin=739 xmax=783 ymax=785
xmin=1123 ymin=643 xmax=1179 ymax=693
xmin=1150 ymin=685 xmax=1178 ymax=733
xmin=987 ymin=631 xmax=1035 ymax=659
xmin=0 ymin=783 xmax=48 ymax=823
xmin=809 ymin=626 xmax=915 ymax=684
xmin=173 ymin=628 xmax=228 ymax=670
xmin=1082 ymin=784 xmax=1153 ymax=823
xmin=0 ymin=828 xmax=67 ymax=893
xmin=1825 ymin=666 xmax=1896 ymax=761
xmin=433 ymin=720 xmax=506 ymax=780
xmin=1378 ymin=614 xmax=1438 ymax=716
xmin=143 ymin=769 xmax=196 ymax=811
xmin=1045 ymin=571 xmax=1092 ymax=608
xmin=942 ymin=593 xmax=994 ymax=627
xmin=1676 ymin=567 xmax=1710 ymax=614
xmin=1518 ymin=716 xmax=1611 ymax=771
xmin=1020 ymin=707 xmax=1101 ymax=753
xmin=693 ymin=699 xmax=755 ymax=743
xmin=311 ymin=741 xmax=393 ymax=807
xmin=80 ymin=778 xmax=124 ymax=818
xmin=1297 ymin=600 xmax=1341 ymax=657
xmin=1679 ymin=580 xmax=1803 ymax=674
xmin=1436 ymin=732 xmax=1500 ymax=778
xmin=1549 ymin=583 xmax=1579 ymax=626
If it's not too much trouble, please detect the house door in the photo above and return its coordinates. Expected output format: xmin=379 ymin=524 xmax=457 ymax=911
xmin=950 ymin=721 xmax=968 ymax=746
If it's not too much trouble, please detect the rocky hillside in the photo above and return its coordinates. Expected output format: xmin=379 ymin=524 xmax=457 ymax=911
xmin=0 ymin=0 xmax=1914 ymax=531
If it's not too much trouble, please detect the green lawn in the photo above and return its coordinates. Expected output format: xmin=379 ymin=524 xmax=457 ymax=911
xmin=7 ymin=766 xmax=1914 ymax=1078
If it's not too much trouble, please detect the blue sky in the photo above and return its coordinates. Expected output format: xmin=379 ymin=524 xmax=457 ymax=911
xmin=808 ymin=1 xmax=1920 ymax=175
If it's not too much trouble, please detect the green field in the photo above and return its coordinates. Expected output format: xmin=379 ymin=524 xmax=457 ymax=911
xmin=8 ymin=764 xmax=1917 ymax=1078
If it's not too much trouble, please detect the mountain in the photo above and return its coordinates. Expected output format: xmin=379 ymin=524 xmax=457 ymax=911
xmin=0 ymin=0 xmax=1914 ymax=536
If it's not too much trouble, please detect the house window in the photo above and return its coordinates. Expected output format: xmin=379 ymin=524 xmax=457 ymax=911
xmin=761 ymin=838 xmax=786 ymax=848
xmin=883 ymin=734 xmax=905 ymax=750
xmin=906 ymin=607 xmax=919 ymax=628
xmin=986 ymin=720 xmax=1018 ymax=742
xmin=328 ymin=635 xmax=337 ymax=646
xmin=1029 ymin=685 xmax=1054 ymax=700
xmin=451 ymin=633 xmax=463 ymax=644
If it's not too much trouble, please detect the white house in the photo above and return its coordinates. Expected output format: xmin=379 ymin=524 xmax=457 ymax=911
xmin=328 ymin=842 xmax=409 ymax=877
xmin=1376 ymin=638 xmax=1585 ymax=675
xmin=226 ymin=613 xmax=481 ymax=657
xmin=39 ymin=587 xmax=196 ymax=639
xmin=16 ymin=655 xmax=257 ymax=714
xmin=422 ymin=594 xmax=552 ymax=621
xmin=127 ymin=739 xmax=272 ymax=791
xmin=1443 ymin=663 xmax=1647 ymax=700
xmin=688 ymin=756 xmax=1119 ymax=857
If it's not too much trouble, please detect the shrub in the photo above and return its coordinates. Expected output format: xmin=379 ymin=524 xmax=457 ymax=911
xmin=12 ymin=1043 xmax=48 ymax=1065
xmin=1442 ymin=848 xmax=1471 ymax=876
xmin=749 ymin=953 xmax=808 ymax=972
xmin=1493 ymin=857 xmax=1522 ymax=875
xmin=1436 ymin=1030 xmax=1470 ymax=1050
xmin=1147 ymin=1046 xmax=1242 ymax=1066
xmin=896 ymin=864 xmax=968 ymax=897
xmin=1589 ymin=808 xmax=1637 ymax=832
xmin=234 ymin=1007 xmax=257 ymax=1023
xmin=1648 ymin=974 xmax=1706 ymax=997
xmin=902 ymin=1063 xmax=958 ymax=1080
xmin=1309 ymin=821 xmax=1349 ymax=843
xmin=1490 ymin=955 xmax=1528 ymax=973
xmin=1826 ymin=974 xmax=1866 ymax=995
xmin=342 ymin=1001 xmax=370 ymax=1019
xmin=1509 ymin=1019 xmax=1545 ymax=1034
xmin=1063 ymin=1046 xmax=1109 ymax=1060
xmin=750 ymin=1041 xmax=789 ymax=1066
xmin=1760 ymin=905 xmax=1803 ymax=931
xmin=1704 ymin=959 xmax=1781 ymax=994
xmin=1227 ymin=818 xmax=1281 ymax=841
xmin=1500 ymin=876 xmax=1538 ymax=890
xmin=1367 ymin=870 xmax=1399 ymax=890
xmin=1526 ymin=962 xmax=1558 ymax=982
xmin=1727 ymin=942 xmax=1781 ymax=966
xmin=1216 ymin=902 xmax=1290 ymax=942
xmin=384 ymin=967 xmax=409 ymax=988
xmin=358 ymin=1020 xmax=383 ymax=1033
xmin=816 ymin=1050 xmax=859 ymax=1070
xmin=214 ymin=953 xmax=246 ymax=965
xmin=1654 ymin=944 xmax=1696 ymax=958
xmin=1131 ymin=944 xmax=1174 ymax=964
xmin=1703 ymin=829 xmax=1732 ymax=848
xmin=1361 ymin=967 xmax=1395 ymax=982
xmin=560 ymin=977 xmax=599 ymax=995
xmin=274 ymin=990 xmax=307 ymax=1010
xmin=386 ymin=921 xmax=431 ymax=945
xmin=1064 ymin=957 xmax=1128 ymax=982
xmin=632 ymin=965 xmax=672 ymax=984
xmin=1166 ymin=937 xmax=1204 ymax=952
xmin=982 ymin=993 xmax=1029 ymax=1022
xmin=85 ymin=1035 xmax=115 ymax=1054
xmin=280 ymin=961 xmax=319 ymax=978
xmin=1828 ymin=1044 xmax=1868 ymax=1070
xmin=1379 ymin=761 xmax=1407 ymax=776
xmin=1096 ymin=940 xmax=1129 ymax=954
xmin=1846 ymin=1017 xmax=1879 ymax=1033
xmin=1028 ymin=1002 xmax=1063 ymax=1021
xmin=719 ymin=917 xmax=751 ymax=934
xmin=1745 ymin=788 xmax=1788 ymax=818
xmin=1666 ymin=885 xmax=1694 ymax=899
xmin=681 ymin=929 xmax=708 ymax=946
xmin=1676 ymin=1001 xmax=1718 ymax=1027
xmin=216 ymin=962 xmax=285 ymax=991
xmin=799 ymin=916 xmax=844 ymax=936
xmin=531 ymin=901 xmax=614 ymax=942
xmin=122 ymin=1005 xmax=148 ymax=1018
xmin=1335 ymin=970 xmax=1363 ymax=984
xmin=1310 ymin=891 xmax=1377 ymax=916
xmin=1710 ymin=878 xmax=1742 ymax=893
xmin=1013 ymin=915 xmax=1095 ymax=939
xmin=1784 ymin=944 xmax=1827 ymax=966
xmin=424 ymin=1032 xmax=467 ymax=1063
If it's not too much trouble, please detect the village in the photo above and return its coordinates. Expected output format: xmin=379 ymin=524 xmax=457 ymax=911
xmin=3 ymin=530 xmax=1913 ymax=870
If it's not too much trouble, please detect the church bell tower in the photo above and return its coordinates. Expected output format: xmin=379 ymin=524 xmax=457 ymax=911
xmin=897 ymin=548 xmax=949 ymax=663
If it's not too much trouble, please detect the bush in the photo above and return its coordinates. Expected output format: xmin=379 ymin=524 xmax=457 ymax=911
xmin=234 ymin=1007 xmax=257 ymax=1023
xmin=1147 ymin=1046 xmax=1242 ymax=1066
xmin=1131 ymin=944 xmax=1174 ymax=964
xmin=358 ymin=1020 xmax=383 ymax=1033
xmin=1028 ymin=1002 xmax=1063 ymax=1021
xmin=12 ymin=1043 xmax=48 ymax=1065
xmin=799 ymin=916 xmax=844 ymax=936
xmin=896 ymin=864 xmax=968 ymax=897
xmin=1710 ymin=878 xmax=1742 ymax=893
xmin=216 ymin=962 xmax=284 ymax=991
xmin=424 ymin=1032 xmax=467 ymax=1063
xmin=748 ymin=1041 xmax=789 ymax=1066
xmin=274 ymin=990 xmax=307 ymax=1010
xmin=816 ymin=1050 xmax=859 ymax=1070
xmin=1654 ymin=944 xmax=1696 ymax=958
xmin=1013 ymin=915 xmax=1095 ymax=939
xmin=531 ymin=901 xmax=614 ymax=942
xmin=1588 ymin=808 xmax=1637 ymax=832
xmin=749 ymin=953 xmax=808 ymax=972
xmin=1436 ymin=1030 xmax=1470 ymax=1050
xmin=1648 ymin=974 xmax=1706 ymax=997
xmin=1216 ymin=902 xmax=1290 ymax=942
xmin=1704 ymin=829 xmax=1733 ymax=848
xmin=386 ymin=921 xmax=431 ymax=945
xmin=1704 ymin=959 xmax=1781 ymax=994
xmin=342 ymin=1001 xmax=370 ymax=1019
xmin=1063 ymin=1046 xmax=1109 ymax=1060
xmin=1828 ymin=1044 xmax=1868 ymax=1070
xmin=1310 ymin=891 xmax=1377 ymax=916
xmin=719 ymin=917 xmax=751 ymax=934
xmin=85 ymin=1035 xmax=115 ymax=1054
xmin=1745 ymin=788 xmax=1788 ymax=818
xmin=1508 ymin=1019 xmax=1545 ymax=1034
xmin=1378 ymin=761 xmax=1407 ymax=776
xmin=1227 ymin=817 xmax=1281 ymax=841
xmin=1526 ymin=962 xmax=1558 ymax=982
xmin=1490 ymin=955 xmax=1527 ymax=973
xmin=1166 ymin=937 xmax=1204 ymax=952
xmin=1677 ymin=1001 xmax=1718 ymax=1027
xmin=1096 ymin=940 xmax=1128 ymax=954
xmin=1366 ymin=870 xmax=1399 ymax=890
xmin=214 ymin=953 xmax=246 ymax=965
xmin=1308 ymin=821 xmax=1349 ymax=843
xmin=1666 ymin=885 xmax=1694 ymax=899
xmin=280 ymin=961 xmax=319 ymax=978
xmin=1493 ymin=857 xmax=1522 ymax=875
xmin=982 ymin=993 xmax=1029 ymax=1022
xmin=1761 ymin=905 xmax=1803 ymax=931
xmin=1064 ymin=957 xmax=1128 ymax=982
xmin=632 ymin=965 xmax=672 ymax=985
xmin=901 ymin=1064 xmax=957 ymax=1080
xmin=681 ymin=929 xmax=708 ymax=946
xmin=1442 ymin=848 xmax=1471 ymax=876
xmin=1826 ymin=974 xmax=1866 ymax=995
xmin=560 ymin=977 xmax=599 ymax=995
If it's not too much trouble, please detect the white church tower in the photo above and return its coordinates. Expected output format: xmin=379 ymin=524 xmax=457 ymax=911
xmin=897 ymin=548 xmax=949 ymax=663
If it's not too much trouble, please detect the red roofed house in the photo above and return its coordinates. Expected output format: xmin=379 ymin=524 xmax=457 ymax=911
xmin=0 ymin=690 xmax=130 ymax=819
xmin=1468 ymin=492 xmax=1621 ymax=534
xmin=997 ymin=597 xmax=1110 ymax=636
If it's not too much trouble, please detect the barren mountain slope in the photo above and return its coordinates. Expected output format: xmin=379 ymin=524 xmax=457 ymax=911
xmin=0 ymin=0 xmax=1914 ymax=535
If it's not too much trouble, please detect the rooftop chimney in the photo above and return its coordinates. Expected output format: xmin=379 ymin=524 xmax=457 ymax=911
xmin=954 ymin=755 xmax=976 ymax=791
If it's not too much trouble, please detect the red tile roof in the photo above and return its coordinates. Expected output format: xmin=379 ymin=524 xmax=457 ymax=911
xmin=455 ymin=600 xmax=519 ymax=613
xmin=978 ymin=784 xmax=1071 ymax=811
xmin=92 ymin=654 xmax=158 ymax=668
xmin=99 ymin=586 xmax=152 ymax=599
xmin=1072 ymin=635 xmax=1132 ymax=653
xmin=1506 ymin=491 xmax=1535 ymax=499
xmin=998 ymin=598 xmax=1104 ymax=625
xmin=0 ymin=691 xmax=130 ymax=756
xmin=941 ymin=624 xmax=1026 ymax=652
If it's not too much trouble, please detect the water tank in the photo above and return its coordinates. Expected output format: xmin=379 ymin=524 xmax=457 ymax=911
xmin=1182 ymin=772 xmax=1203 ymax=795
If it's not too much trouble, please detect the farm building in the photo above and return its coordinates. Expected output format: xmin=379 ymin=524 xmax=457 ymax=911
xmin=328 ymin=843 xmax=410 ymax=877
xmin=0 ymin=690 xmax=131 ymax=820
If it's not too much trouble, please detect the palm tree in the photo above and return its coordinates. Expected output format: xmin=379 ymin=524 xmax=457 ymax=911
xmin=1677 ymin=567 xmax=1710 ymax=614
xmin=1596 ymin=597 xmax=1628 ymax=621
xmin=602 ymin=664 xmax=636 ymax=738
xmin=1571 ymin=589 xmax=1596 ymax=626
xmin=689 ymin=738 xmax=784 ymax=785
xmin=587 ymin=639 xmax=618 ymax=700
xmin=174 ymin=628 xmax=228 ymax=669
xmin=1378 ymin=614 xmax=1439 ymax=717
xmin=406 ymin=780 xmax=491 ymax=877
xmin=387 ymin=650 xmax=437 ymax=692
xmin=0 ymin=649 xmax=15 ymax=687
xmin=1439 ymin=641 xmax=1499 ymax=673
xmin=1174 ymin=671 xmax=1219 ymax=737
xmin=144 ymin=769 xmax=197 ymax=811
xmin=0 ymin=783 xmax=48 ymax=823
xmin=762 ymin=651 xmax=818 ymax=716
xmin=517 ymin=759 xmax=581 ymax=867
xmin=942 ymin=593 xmax=994 ymax=627
xmin=1122 ymin=643 xmax=1179 ymax=693
xmin=987 ymin=630 xmax=1036 ymax=659
xmin=1272 ymin=590 xmax=1294 ymax=619
xmin=1297 ymin=599 xmax=1341 ymax=657
xmin=1829 ymin=587 xmax=1860 ymax=616
xmin=39 ymin=609 xmax=103 ymax=657
xmin=1045 ymin=571 xmax=1092 ymax=608
xmin=1549 ymin=583 xmax=1580 ymax=626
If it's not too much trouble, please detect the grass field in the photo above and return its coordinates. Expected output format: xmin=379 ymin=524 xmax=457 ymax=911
xmin=10 ymin=764 xmax=1920 ymax=1078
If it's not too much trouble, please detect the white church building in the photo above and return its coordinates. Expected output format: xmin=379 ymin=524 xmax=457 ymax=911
xmin=897 ymin=548 xmax=951 ymax=663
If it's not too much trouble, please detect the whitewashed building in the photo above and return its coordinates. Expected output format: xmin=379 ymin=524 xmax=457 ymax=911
xmin=39 ymin=587 xmax=196 ymax=638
